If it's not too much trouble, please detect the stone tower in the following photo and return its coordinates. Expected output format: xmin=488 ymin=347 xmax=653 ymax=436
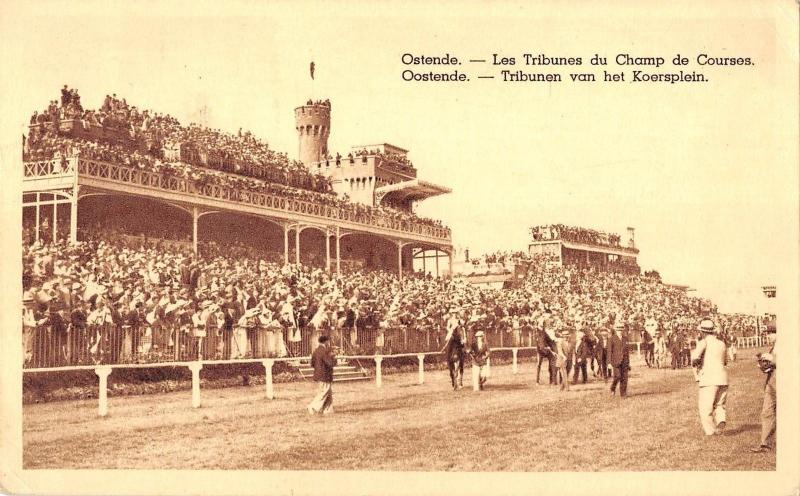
xmin=294 ymin=100 xmax=330 ymax=167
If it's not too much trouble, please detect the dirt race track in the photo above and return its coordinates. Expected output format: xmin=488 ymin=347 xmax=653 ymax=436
xmin=23 ymin=348 xmax=775 ymax=471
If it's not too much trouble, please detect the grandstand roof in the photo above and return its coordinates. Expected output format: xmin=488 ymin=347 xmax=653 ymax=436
xmin=530 ymin=238 xmax=640 ymax=256
xmin=375 ymin=179 xmax=451 ymax=204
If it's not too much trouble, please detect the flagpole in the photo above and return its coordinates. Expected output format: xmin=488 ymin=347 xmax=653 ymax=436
xmin=310 ymin=61 xmax=316 ymax=100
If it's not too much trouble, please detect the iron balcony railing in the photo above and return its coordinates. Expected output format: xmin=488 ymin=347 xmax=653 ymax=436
xmin=23 ymin=157 xmax=451 ymax=241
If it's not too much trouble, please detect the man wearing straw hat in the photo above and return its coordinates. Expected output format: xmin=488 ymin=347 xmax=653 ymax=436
xmin=690 ymin=318 xmax=729 ymax=436
xmin=608 ymin=320 xmax=629 ymax=397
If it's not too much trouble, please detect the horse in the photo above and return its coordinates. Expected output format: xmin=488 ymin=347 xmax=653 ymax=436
xmin=535 ymin=328 xmax=557 ymax=385
xmin=443 ymin=328 xmax=466 ymax=390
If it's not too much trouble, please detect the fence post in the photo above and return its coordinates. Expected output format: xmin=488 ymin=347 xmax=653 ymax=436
xmin=262 ymin=359 xmax=275 ymax=399
xmin=375 ymin=356 xmax=383 ymax=387
xmin=417 ymin=354 xmax=425 ymax=384
xmin=512 ymin=348 xmax=518 ymax=374
xmin=95 ymin=366 xmax=112 ymax=417
xmin=472 ymin=362 xmax=480 ymax=391
xmin=486 ymin=356 xmax=491 ymax=378
xmin=188 ymin=362 xmax=202 ymax=408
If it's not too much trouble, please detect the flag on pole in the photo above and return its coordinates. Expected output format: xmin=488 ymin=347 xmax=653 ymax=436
xmin=310 ymin=61 xmax=315 ymax=80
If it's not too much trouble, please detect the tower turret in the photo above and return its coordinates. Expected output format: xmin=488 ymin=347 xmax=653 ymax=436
xmin=295 ymin=100 xmax=331 ymax=167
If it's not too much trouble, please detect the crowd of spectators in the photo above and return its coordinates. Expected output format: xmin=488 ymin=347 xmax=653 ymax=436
xmin=28 ymin=88 xmax=316 ymax=189
xmin=480 ymin=251 xmax=531 ymax=265
xmin=531 ymin=224 xmax=626 ymax=249
xmin=305 ymin=99 xmax=331 ymax=108
xmin=23 ymin=88 xmax=448 ymax=233
xmin=22 ymin=222 xmax=760 ymax=368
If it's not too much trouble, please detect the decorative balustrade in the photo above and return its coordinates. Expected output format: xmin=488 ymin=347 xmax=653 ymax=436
xmin=23 ymin=158 xmax=75 ymax=178
xmin=64 ymin=157 xmax=451 ymax=241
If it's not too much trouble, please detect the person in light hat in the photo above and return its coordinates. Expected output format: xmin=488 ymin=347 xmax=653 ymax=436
xmin=690 ymin=318 xmax=729 ymax=436
xmin=468 ymin=330 xmax=491 ymax=390
xmin=554 ymin=329 xmax=570 ymax=391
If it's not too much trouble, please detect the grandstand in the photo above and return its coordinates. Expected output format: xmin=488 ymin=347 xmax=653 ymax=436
xmin=529 ymin=224 xmax=640 ymax=274
xmin=23 ymin=89 xmax=453 ymax=278
xmin=20 ymin=87 xmax=762 ymax=378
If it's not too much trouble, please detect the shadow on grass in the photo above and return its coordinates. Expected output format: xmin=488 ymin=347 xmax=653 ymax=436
xmin=724 ymin=423 xmax=759 ymax=436
xmin=625 ymin=389 xmax=676 ymax=398
xmin=485 ymin=383 xmax=529 ymax=391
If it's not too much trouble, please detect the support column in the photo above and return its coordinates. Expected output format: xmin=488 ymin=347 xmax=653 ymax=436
xmin=422 ymin=250 xmax=426 ymax=276
xmin=95 ymin=366 xmax=112 ymax=417
xmin=52 ymin=202 xmax=58 ymax=242
xmin=283 ymin=225 xmax=289 ymax=265
xmin=335 ymin=227 xmax=341 ymax=274
xmin=397 ymin=242 xmax=403 ymax=281
xmin=295 ymin=226 xmax=301 ymax=265
xmin=262 ymin=359 xmax=275 ymax=399
xmin=70 ymin=161 xmax=79 ymax=244
xmin=435 ymin=249 xmax=440 ymax=278
xmin=325 ymin=230 xmax=331 ymax=272
xmin=447 ymin=252 xmax=452 ymax=277
xmin=374 ymin=356 xmax=383 ymax=387
xmin=192 ymin=206 xmax=199 ymax=256
xmin=512 ymin=348 xmax=519 ymax=374
xmin=35 ymin=193 xmax=40 ymax=243
xmin=188 ymin=362 xmax=202 ymax=408
xmin=417 ymin=354 xmax=425 ymax=384
xmin=471 ymin=362 xmax=480 ymax=391
xmin=69 ymin=190 xmax=78 ymax=244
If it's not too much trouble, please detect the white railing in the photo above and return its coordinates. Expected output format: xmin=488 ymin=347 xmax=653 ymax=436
xmin=23 ymin=158 xmax=76 ymax=179
xmin=736 ymin=335 xmax=770 ymax=348
xmin=23 ymin=347 xmax=539 ymax=417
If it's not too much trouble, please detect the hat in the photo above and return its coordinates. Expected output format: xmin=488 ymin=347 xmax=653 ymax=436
xmin=614 ymin=321 xmax=624 ymax=330
xmin=244 ymin=307 xmax=261 ymax=318
xmin=699 ymin=319 xmax=715 ymax=332
xmin=475 ymin=331 xmax=485 ymax=338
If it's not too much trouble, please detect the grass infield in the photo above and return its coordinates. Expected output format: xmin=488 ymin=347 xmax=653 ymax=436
xmin=23 ymin=347 xmax=775 ymax=471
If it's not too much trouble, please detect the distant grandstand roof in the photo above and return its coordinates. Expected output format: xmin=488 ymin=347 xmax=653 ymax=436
xmin=352 ymin=143 xmax=409 ymax=155
xmin=375 ymin=179 xmax=451 ymax=204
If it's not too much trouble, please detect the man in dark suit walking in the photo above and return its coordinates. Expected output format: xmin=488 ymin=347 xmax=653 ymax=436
xmin=609 ymin=321 xmax=630 ymax=397
xmin=572 ymin=329 xmax=592 ymax=384
xmin=595 ymin=328 xmax=610 ymax=381
xmin=307 ymin=335 xmax=336 ymax=415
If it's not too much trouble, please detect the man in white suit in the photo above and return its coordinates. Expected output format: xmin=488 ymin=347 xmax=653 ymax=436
xmin=691 ymin=319 xmax=729 ymax=436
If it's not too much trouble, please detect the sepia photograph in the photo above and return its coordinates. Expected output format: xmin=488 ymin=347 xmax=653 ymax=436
xmin=1 ymin=1 xmax=799 ymax=495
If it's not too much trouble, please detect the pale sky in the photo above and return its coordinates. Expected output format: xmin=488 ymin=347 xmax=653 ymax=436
xmin=1 ymin=1 xmax=798 ymax=313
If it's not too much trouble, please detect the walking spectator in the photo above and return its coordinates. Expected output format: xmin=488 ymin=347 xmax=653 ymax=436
xmin=609 ymin=321 xmax=629 ymax=397
xmin=751 ymin=340 xmax=776 ymax=452
xmin=690 ymin=319 xmax=729 ymax=436
xmin=307 ymin=335 xmax=336 ymax=415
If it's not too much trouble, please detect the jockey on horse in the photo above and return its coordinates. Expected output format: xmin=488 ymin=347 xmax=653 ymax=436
xmin=441 ymin=307 xmax=466 ymax=390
